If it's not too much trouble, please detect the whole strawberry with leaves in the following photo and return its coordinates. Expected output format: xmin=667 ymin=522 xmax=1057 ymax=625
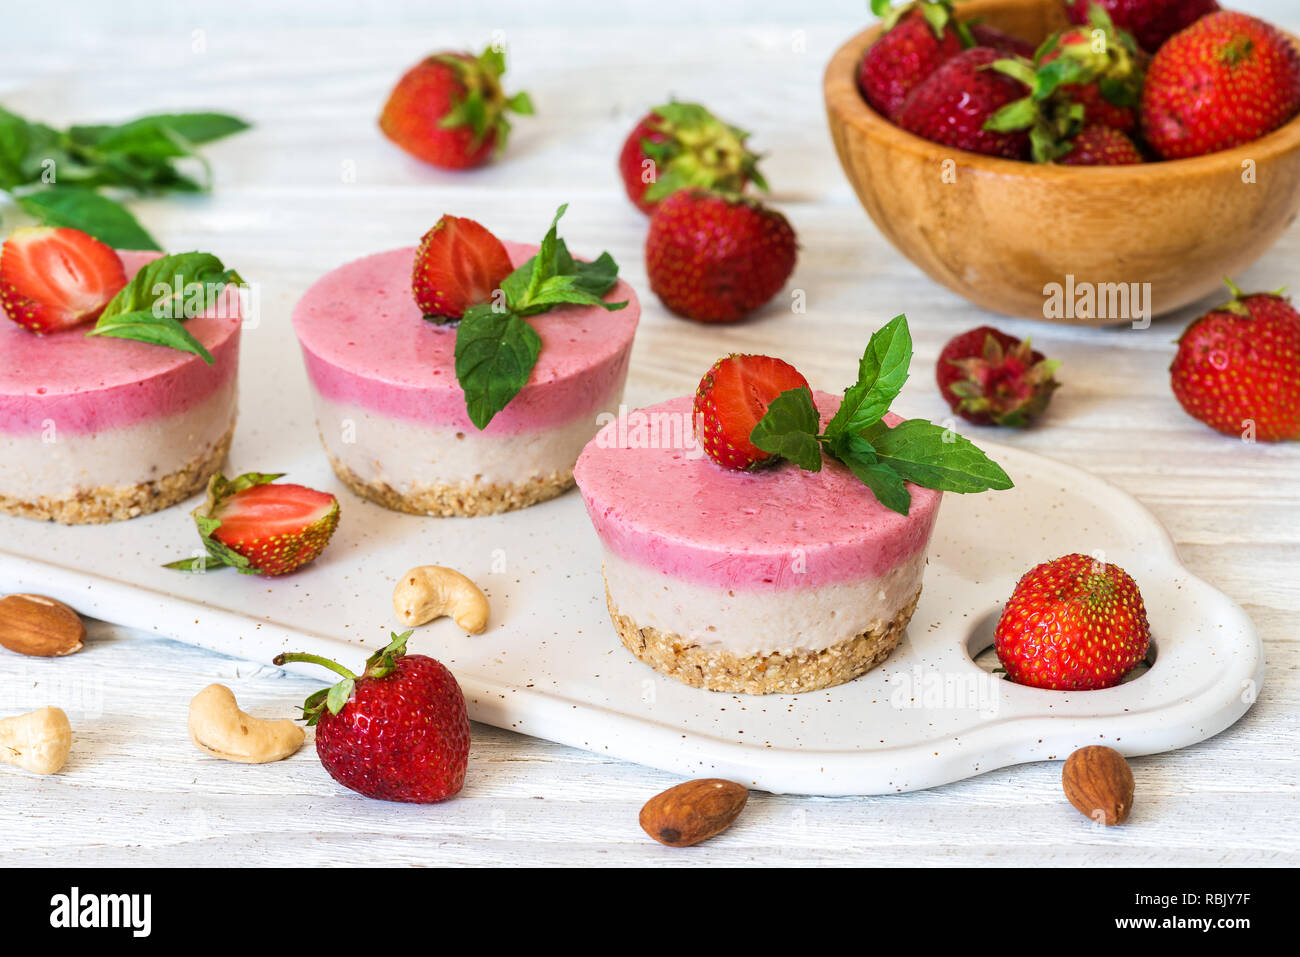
xmin=276 ymin=631 xmax=470 ymax=803
xmin=618 ymin=101 xmax=766 ymax=214
xmin=996 ymin=553 xmax=1150 ymax=691
xmin=896 ymin=47 xmax=1032 ymax=158
xmin=1141 ymin=11 xmax=1300 ymax=159
xmin=165 ymin=472 xmax=340 ymax=577
xmin=380 ymin=45 xmax=533 ymax=169
xmin=1170 ymin=280 xmax=1300 ymax=442
xmin=645 ymin=189 xmax=797 ymax=323
xmin=987 ymin=7 xmax=1143 ymax=162
xmin=859 ymin=0 xmax=972 ymax=119
xmin=936 ymin=326 xmax=1061 ymax=427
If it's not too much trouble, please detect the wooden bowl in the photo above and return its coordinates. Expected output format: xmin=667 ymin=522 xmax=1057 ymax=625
xmin=824 ymin=0 xmax=1300 ymax=322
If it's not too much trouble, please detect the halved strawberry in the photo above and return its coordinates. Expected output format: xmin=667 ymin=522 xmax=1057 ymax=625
xmin=0 ymin=226 xmax=127 ymax=333
xmin=412 ymin=214 xmax=514 ymax=322
xmin=693 ymin=355 xmax=812 ymax=470
xmin=166 ymin=473 xmax=340 ymax=577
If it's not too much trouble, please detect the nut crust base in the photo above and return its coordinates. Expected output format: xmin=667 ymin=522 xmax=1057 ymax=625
xmin=328 ymin=455 xmax=574 ymax=518
xmin=0 ymin=422 xmax=235 ymax=525
xmin=606 ymin=580 xmax=921 ymax=695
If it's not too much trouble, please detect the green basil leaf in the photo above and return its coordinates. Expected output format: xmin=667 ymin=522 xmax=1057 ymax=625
xmin=453 ymin=304 xmax=542 ymax=430
xmin=860 ymin=418 xmax=1014 ymax=493
xmin=824 ymin=313 xmax=912 ymax=441
xmin=18 ymin=187 xmax=161 ymax=250
xmin=87 ymin=251 xmax=244 ymax=362
xmin=750 ymin=386 xmax=823 ymax=472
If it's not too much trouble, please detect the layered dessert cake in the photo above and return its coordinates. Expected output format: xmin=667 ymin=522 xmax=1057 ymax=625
xmin=574 ymin=325 xmax=1011 ymax=694
xmin=293 ymin=213 xmax=639 ymax=517
xmin=575 ymin=393 xmax=941 ymax=694
xmin=0 ymin=247 xmax=240 ymax=524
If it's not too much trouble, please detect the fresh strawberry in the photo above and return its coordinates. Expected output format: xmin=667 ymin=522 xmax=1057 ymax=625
xmin=1170 ymin=280 xmax=1300 ymax=442
xmin=896 ymin=48 xmax=1033 ymax=159
xmin=165 ymin=472 xmax=340 ymax=577
xmin=1037 ymin=14 xmax=1143 ymax=134
xmin=693 ymin=355 xmax=812 ymax=470
xmin=858 ymin=2 xmax=970 ymax=120
xmin=970 ymin=23 xmax=1036 ymax=58
xmin=411 ymin=214 xmax=513 ymax=321
xmin=0 ymin=227 xmax=127 ymax=333
xmin=936 ymin=326 xmax=1060 ymax=427
xmin=1066 ymin=0 xmax=1219 ymax=53
xmin=645 ymin=189 xmax=797 ymax=323
xmin=618 ymin=101 xmax=766 ymax=215
xmin=1141 ymin=11 xmax=1300 ymax=159
xmin=379 ymin=45 xmax=533 ymax=170
xmin=996 ymin=553 xmax=1151 ymax=691
xmin=1059 ymin=124 xmax=1144 ymax=164
xmin=275 ymin=631 xmax=470 ymax=803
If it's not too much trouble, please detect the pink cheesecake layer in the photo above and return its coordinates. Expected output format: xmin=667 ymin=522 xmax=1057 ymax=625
xmin=292 ymin=242 xmax=639 ymax=435
xmin=0 ymin=251 xmax=241 ymax=435
xmin=573 ymin=392 xmax=943 ymax=591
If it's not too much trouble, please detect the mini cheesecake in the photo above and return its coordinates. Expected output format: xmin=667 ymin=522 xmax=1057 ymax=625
xmin=573 ymin=392 xmax=942 ymax=695
xmin=293 ymin=242 xmax=639 ymax=517
xmin=0 ymin=252 xmax=240 ymax=524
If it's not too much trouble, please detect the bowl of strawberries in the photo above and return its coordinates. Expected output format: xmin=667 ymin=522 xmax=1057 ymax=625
xmin=824 ymin=0 xmax=1300 ymax=322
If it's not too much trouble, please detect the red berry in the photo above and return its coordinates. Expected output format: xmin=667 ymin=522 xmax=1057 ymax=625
xmin=1059 ymin=124 xmax=1144 ymax=165
xmin=936 ymin=326 xmax=1060 ymax=427
xmin=1170 ymin=281 xmax=1300 ymax=442
xmin=693 ymin=355 xmax=812 ymax=470
xmin=277 ymin=633 xmax=470 ymax=804
xmin=379 ymin=47 xmax=532 ymax=170
xmin=1038 ymin=24 xmax=1143 ymax=134
xmin=1066 ymin=0 xmax=1219 ymax=53
xmin=184 ymin=474 xmax=341 ymax=577
xmin=995 ymin=553 xmax=1151 ymax=691
xmin=970 ymin=23 xmax=1036 ymax=58
xmin=1141 ymin=11 xmax=1300 ymax=159
xmin=859 ymin=5 xmax=967 ymax=120
xmin=895 ymin=48 xmax=1032 ymax=159
xmin=411 ymin=214 xmax=514 ymax=321
xmin=645 ymin=189 xmax=797 ymax=323
xmin=0 ymin=226 xmax=127 ymax=334
xmin=618 ymin=102 xmax=765 ymax=215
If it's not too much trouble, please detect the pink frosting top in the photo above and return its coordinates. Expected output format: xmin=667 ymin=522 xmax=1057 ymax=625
xmin=573 ymin=393 xmax=943 ymax=590
xmin=0 ymin=251 xmax=241 ymax=435
xmin=291 ymin=242 xmax=640 ymax=434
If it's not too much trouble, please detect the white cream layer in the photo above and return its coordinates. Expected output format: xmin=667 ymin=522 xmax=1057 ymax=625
xmin=602 ymin=547 xmax=928 ymax=657
xmin=0 ymin=380 xmax=236 ymax=500
xmin=311 ymin=392 xmax=623 ymax=489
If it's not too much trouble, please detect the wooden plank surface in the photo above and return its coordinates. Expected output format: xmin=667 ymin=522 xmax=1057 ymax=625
xmin=0 ymin=0 xmax=1296 ymax=866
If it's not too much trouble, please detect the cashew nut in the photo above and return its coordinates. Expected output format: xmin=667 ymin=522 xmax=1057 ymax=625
xmin=187 ymin=684 xmax=304 ymax=764
xmin=0 ymin=707 xmax=72 ymax=775
xmin=393 ymin=565 xmax=490 ymax=634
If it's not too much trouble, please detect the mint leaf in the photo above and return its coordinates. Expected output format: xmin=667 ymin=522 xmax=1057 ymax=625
xmin=87 ymin=251 xmax=244 ymax=363
xmin=19 ymin=187 xmax=160 ymax=250
xmin=750 ymin=386 xmax=822 ymax=471
xmin=824 ymin=313 xmax=912 ymax=441
xmin=860 ymin=418 xmax=1014 ymax=493
xmin=840 ymin=454 xmax=913 ymax=517
xmin=454 ymin=304 xmax=542 ymax=430
xmin=455 ymin=205 xmax=623 ymax=427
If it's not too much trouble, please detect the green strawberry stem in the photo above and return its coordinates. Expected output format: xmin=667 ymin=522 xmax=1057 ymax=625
xmin=272 ymin=651 xmax=357 ymax=681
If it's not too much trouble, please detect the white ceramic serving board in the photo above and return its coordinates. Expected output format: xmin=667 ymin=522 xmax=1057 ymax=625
xmin=0 ymin=314 xmax=1264 ymax=796
xmin=0 ymin=451 xmax=1264 ymax=796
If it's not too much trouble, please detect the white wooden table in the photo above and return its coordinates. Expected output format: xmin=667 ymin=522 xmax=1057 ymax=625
xmin=1 ymin=0 xmax=1296 ymax=866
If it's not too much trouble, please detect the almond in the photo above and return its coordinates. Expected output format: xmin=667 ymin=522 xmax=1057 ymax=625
xmin=1062 ymin=745 xmax=1134 ymax=826
xmin=639 ymin=778 xmax=748 ymax=847
xmin=0 ymin=594 xmax=86 ymax=658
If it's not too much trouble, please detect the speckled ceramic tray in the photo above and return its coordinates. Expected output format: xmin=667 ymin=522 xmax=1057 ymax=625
xmin=0 ymin=422 xmax=1263 ymax=795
